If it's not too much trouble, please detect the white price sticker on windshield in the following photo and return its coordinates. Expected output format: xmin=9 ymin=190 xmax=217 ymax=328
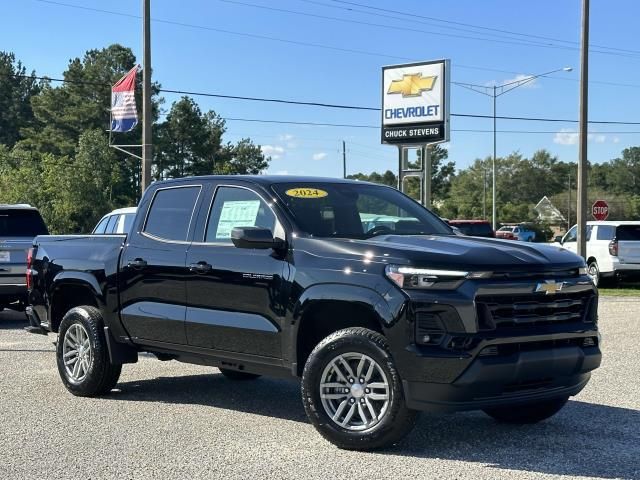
xmin=0 ymin=251 xmax=9 ymax=262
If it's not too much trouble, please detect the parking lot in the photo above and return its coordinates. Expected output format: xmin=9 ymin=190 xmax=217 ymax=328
xmin=0 ymin=297 xmax=638 ymax=480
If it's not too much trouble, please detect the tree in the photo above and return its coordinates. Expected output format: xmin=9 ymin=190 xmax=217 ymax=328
xmin=347 ymin=145 xmax=455 ymax=212
xmin=155 ymin=96 xmax=269 ymax=178
xmin=0 ymin=51 xmax=41 ymax=147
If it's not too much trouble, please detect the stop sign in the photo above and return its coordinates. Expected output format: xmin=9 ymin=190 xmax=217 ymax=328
xmin=592 ymin=200 xmax=609 ymax=221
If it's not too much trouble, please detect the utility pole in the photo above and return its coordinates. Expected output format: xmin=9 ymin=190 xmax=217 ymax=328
xmin=141 ymin=0 xmax=152 ymax=195
xmin=492 ymin=85 xmax=497 ymax=229
xmin=423 ymin=145 xmax=432 ymax=208
xmin=342 ymin=140 xmax=346 ymax=179
xmin=577 ymin=0 xmax=589 ymax=258
xmin=483 ymin=168 xmax=487 ymax=220
xmin=568 ymin=172 xmax=572 ymax=230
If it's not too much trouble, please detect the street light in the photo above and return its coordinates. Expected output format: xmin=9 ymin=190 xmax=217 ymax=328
xmin=453 ymin=67 xmax=573 ymax=229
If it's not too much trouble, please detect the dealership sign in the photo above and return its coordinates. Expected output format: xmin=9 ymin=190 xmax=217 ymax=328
xmin=381 ymin=59 xmax=450 ymax=145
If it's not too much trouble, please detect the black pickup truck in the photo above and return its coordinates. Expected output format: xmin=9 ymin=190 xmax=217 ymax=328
xmin=26 ymin=176 xmax=601 ymax=450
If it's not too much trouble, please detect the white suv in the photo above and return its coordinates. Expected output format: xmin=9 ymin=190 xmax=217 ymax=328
xmin=556 ymin=221 xmax=640 ymax=286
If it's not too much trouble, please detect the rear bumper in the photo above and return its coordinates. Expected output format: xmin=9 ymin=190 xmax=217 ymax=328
xmin=403 ymin=345 xmax=601 ymax=412
xmin=0 ymin=279 xmax=28 ymax=305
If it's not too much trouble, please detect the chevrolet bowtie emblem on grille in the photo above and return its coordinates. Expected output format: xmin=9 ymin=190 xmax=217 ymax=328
xmin=535 ymin=280 xmax=564 ymax=295
xmin=388 ymin=73 xmax=437 ymax=97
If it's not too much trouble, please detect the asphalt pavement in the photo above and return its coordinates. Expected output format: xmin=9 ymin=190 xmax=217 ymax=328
xmin=1 ymin=298 xmax=638 ymax=480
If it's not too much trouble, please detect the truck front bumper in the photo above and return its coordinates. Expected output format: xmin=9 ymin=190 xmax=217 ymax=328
xmin=402 ymin=343 xmax=600 ymax=412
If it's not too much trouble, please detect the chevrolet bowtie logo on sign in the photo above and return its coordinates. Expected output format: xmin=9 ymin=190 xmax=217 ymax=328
xmin=381 ymin=59 xmax=450 ymax=145
xmin=535 ymin=280 xmax=565 ymax=295
xmin=388 ymin=74 xmax=437 ymax=97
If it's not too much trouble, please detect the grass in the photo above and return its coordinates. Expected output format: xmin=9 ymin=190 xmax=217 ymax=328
xmin=598 ymin=282 xmax=640 ymax=297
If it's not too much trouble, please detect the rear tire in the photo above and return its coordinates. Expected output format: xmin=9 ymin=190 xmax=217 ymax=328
xmin=218 ymin=368 xmax=261 ymax=380
xmin=483 ymin=397 xmax=569 ymax=424
xmin=301 ymin=327 xmax=418 ymax=450
xmin=56 ymin=306 xmax=121 ymax=396
xmin=588 ymin=261 xmax=600 ymax=287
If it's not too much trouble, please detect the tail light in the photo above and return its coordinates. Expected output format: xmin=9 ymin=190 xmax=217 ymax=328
xmin=26 ymin=247 xmax=34 ymax=290
xmin=608 ymin=239 xmax=618 ymax=256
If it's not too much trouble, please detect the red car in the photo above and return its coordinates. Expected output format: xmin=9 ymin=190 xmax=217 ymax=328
xmin=447 ymin=220 xmax=495 ymax=238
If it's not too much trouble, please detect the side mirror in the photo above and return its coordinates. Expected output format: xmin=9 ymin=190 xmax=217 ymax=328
xmin=231 ymin=227 xmax=284 ymax=250
xmin=554 ymin=235 xmax=563 ymax=244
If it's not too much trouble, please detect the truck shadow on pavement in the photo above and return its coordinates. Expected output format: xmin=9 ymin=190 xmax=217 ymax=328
xmin=0 ymin=310 xmax=27 ymax=329
xmin=114 ymin=374 xmax=639 ymax=479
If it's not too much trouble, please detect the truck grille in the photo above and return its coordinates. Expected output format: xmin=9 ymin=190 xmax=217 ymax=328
xmin=476 ymin=291 xmax=596 ymax=330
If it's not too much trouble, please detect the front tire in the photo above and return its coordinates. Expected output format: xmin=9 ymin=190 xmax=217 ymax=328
xmin=483 ymin=397 xmax=569 ymax=424
xmin=301 ymin=327 xmax=418 ymax=450
xmin=56 ymin=306 xmax=121 ymax=397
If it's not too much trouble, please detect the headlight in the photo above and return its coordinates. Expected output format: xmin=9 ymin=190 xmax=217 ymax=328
xmin=385 ymin=265 xmax=492 ymax=290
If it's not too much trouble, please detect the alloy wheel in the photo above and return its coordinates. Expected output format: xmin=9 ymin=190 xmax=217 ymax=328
xmin=319 ymin=352 xmax=390 ymax=431
xmin=62 ymin=323 xmax=92 ymax=383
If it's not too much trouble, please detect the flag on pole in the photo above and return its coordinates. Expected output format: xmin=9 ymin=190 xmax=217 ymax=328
xmin=110 ymin=66 xmax=139 ymax=132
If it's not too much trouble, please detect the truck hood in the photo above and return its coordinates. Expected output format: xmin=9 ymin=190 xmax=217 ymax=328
xmin=295 ymin=234 xmax=584 ymax=272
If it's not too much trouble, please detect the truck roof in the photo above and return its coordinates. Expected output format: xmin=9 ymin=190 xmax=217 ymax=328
xmin=152 ymin=175 xmax=372 ymax=187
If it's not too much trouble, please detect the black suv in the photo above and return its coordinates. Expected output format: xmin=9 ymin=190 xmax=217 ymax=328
xmin=26 ymin=176 xmax=601 ymax=450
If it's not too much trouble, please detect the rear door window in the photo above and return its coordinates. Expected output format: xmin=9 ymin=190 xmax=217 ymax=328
xmin=596 ymin=225 xmax=615 ymax=240
xmin=104 ymin=215 xmax=118 ymax=234
xmin=121 ymin=213 xmax=135 ymax=233
xmin=144 ymin=186 xmax=201 ymax=241
xmin=616 ymin=225 xmax=640 ymax=241
xmin=0 ymin=209 xmax=48 ymax=237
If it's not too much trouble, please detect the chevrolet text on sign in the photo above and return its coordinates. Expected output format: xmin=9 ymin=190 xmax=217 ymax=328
xmin=381 ymin=59 xmax=450 ymax=145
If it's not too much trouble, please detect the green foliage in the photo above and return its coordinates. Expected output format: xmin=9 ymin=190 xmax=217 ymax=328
xmin=0 ymin=46 xmax=272 ymax=234
xmin=0 ymin=52 xmax=41 ymax=147
xmin=347 ymin=145 xmax=455 ymax=214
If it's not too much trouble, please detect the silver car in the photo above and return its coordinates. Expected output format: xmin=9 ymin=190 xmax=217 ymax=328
xmin=0 ymin=204 xmax=48 ymax=311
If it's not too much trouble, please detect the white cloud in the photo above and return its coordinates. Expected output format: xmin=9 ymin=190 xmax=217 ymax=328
xmin=277 ymin=134 xmax=297 ymax=148
xmin=553 ymin=129 xmax=579 ymax=145
xmin=613 ymin=136 xmax=621 ymax=144
xmin=275 ymin=170 xmax=290 ymax=175
xmin=312 ymin=152 xmax=328 ymax=161
xmin=553 ymin=129 xmax=610 ymax=146
xmin=262 ymin=144 xmax=285 ymax=159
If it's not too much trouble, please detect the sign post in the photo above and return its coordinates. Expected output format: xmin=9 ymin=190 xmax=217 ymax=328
xmin=381 ymin=59 xmax=450 ymax=207
xmin=592 ymin=200 xmax=609 ymax=221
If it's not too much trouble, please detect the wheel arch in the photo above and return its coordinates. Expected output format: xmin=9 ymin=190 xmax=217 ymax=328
xmin=50 ymin=274 xmax=104 ymax=332
xmin=292 ymin=284 xmax=397 ymax=376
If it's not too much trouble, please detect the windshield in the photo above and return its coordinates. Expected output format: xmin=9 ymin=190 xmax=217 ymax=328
xmin=0 ymin=209 xmax=48 ymax=237
xmin=498 ymin=226 xmax=514 ymax=232
xmin=271 ymin=182 xmax=452 ymax=239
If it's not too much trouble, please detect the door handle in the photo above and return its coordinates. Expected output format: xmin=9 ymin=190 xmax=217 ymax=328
xmin=189 ymin=261 xmax=212 ymax=274
xmin=128 ymin=258 xmax=147 ymax=269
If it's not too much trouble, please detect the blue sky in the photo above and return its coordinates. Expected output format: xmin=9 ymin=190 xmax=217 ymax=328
xmin=3 ymin=0 xmax=640 ymax=177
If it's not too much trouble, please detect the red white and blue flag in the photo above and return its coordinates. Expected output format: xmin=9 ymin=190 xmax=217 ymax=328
xmin=111 ymin=66 xmax=139 ymax=132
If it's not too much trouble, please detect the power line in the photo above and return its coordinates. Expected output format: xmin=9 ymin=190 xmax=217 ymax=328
xmin=219 ymin=0 xmax=588 ymax=54
xmin=320 ymin=0 xmax=640 ymax=56
xmin=220 ymin=0 xmax=640 ymax=59
xmin=12 ymin=72 xmax=640 ymax=127
xmin=30 ymin=0 xmax=640 ymax=80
